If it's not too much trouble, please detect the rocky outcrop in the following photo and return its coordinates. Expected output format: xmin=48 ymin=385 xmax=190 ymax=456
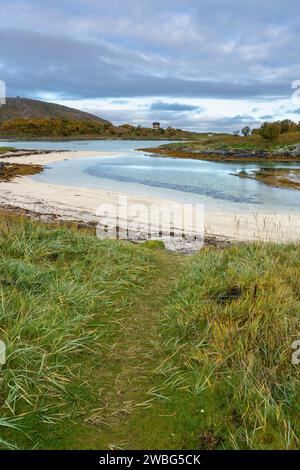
xmin=140 ymin=144 xmax=300 ymax=162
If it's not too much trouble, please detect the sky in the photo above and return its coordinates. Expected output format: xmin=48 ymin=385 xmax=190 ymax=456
xmin=1 ymin=0 xmax=300 ymax=131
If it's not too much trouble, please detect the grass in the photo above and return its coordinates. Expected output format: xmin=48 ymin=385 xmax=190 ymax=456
xmin=156 ymin=243 xmax=300 ymax=449
xmin=0 ymin=147 xmax=16 ymax=154
xmin=159 ymin=131 xmax=300 ymax=150
xmin=0 ymin=212 xmax=299 ymax=449
xmin=139 ymin=132 xmax=300 ymax=162
xmin=0 ymin=163 xmax=43 ymax=182
xmin=0 ymin=211 xmax=159 ymax=449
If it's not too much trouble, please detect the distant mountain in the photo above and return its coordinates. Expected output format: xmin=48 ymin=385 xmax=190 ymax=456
xmin=0 ymin=97 xmax=110 ymax=124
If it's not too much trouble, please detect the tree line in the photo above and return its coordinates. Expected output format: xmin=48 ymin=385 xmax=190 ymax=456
xmin=0 ymin=118 xmax=200 ymax=140
xmin=234 ymin=119 xmax=300 ymax=141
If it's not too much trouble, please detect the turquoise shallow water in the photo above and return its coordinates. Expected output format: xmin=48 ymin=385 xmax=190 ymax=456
xmin=2 ymin=140 xmax=300 ymax=213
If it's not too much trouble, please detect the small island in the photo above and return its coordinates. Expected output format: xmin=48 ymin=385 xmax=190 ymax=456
xmin=140 ymin=120 xmax=300 ymax=190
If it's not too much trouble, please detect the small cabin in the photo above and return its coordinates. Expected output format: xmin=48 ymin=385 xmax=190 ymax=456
xmin=153 ymin=121 xmax=160 ymax=130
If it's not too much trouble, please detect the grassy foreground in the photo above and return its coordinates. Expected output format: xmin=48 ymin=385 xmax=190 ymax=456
xmin=158 ymin=243 xmax=300 ymax=449
xmin=0 ymin=212 xmax=299 ymax=449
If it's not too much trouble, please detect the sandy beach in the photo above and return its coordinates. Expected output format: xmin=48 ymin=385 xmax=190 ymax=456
xmin=0 ymin=150 xmax=300 ymax=250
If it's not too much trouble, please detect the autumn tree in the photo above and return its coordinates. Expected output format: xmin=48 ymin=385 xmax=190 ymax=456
xmin=259 ymin=122 xmax=281 ymax=142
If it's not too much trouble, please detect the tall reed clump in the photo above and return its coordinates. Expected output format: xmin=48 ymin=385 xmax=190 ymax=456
xmin=156 ymin=243 xmax=300 ymax=449
xmin=0 ymin=212 xmax=156 ymax=448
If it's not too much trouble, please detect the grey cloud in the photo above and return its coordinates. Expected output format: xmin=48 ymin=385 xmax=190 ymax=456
xmin=0 ymin=2 xmax=299 ymax=102
xmin=0 ymin=28 xmax=290 ymax=101
xmin=150 ymin=101 xmax=203 ymax=112
xmin=84 ymin=104 xmax=259 ymax=132
xmin=110 ymin=100 xmax=130 ymax=105
xmin=1 ymin=0 xmax=300 ymax=130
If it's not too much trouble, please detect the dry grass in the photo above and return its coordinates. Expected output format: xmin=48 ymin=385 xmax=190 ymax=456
xmin=1 ymin=211 xmax=300 ymax=450
xmin=0 ymin=211 xmax=157 ymax=448
xmin=155 ymin=243 xmax=300 ymax=449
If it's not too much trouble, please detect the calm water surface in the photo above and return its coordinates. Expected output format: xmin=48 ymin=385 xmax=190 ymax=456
xmin=2 ymin=140 xmax=300 ymax=213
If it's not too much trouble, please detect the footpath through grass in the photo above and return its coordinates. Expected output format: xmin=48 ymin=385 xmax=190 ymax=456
xmin=0 ymin=212 xmax=187 ymax=449
xmin=0 ymin=213 xmax=299 ymax=449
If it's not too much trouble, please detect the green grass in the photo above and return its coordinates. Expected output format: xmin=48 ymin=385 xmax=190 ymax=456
xmin=0 ymin=212 xmax=158 ymax=449
xmin=0 ymin=147 xmax=16 ymax=154
xmin=156 ymin=243 xmax=300 ymax=449
xmin=158 ymin=131 xmax=300 ymax=152
xmin=0 ymin=213 xmax=299 ymax=449
xmin=140 ymin=240 xmax=166 ymax=250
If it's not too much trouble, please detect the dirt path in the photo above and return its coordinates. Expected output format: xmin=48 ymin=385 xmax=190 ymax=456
xmin=67 ymin=251 xmax=187 ymax=450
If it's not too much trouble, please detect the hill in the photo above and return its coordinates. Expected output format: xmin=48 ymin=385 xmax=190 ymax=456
xmin=0 ymin=98 xmax=204 ymax=140
xmin=0 ymin=97 xmax=110 ymax=124
xmin=2 ymin=100 xmax=300 ymax=144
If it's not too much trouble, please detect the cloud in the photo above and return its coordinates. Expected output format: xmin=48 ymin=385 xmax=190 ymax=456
xmin=150 ymin=101 xmax=203 ymax=112
xmin=110 ymin=99 xmax=130 ymax=105
xmin=78 ymin=101 xmax=258 ymax=132
xmin=1 ymin=1 xmax=300 ymax=101
xmin=1 ymin=0 xmax=300 ymax=130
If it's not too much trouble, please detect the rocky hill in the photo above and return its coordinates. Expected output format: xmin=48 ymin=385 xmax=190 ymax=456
xmin=0 ymin=97 xmax=110 ymax=124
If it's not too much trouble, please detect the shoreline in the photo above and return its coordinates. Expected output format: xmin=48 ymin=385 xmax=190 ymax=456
xmin=233 ymin=168 xmax=300 ymax=191
xmin=0 ymin=149 xmax=116 ymax=165
xmin=0 ymin=137 xmax=189 ymax=142
xmin=140 ymin=146 xmax=300 ymax=162
xmin=0 ymin=149 xmax=300 ymax=251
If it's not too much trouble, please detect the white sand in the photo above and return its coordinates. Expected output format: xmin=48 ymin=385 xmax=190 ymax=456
xmin=0 ymin=150 xmax=116 ymax=165
xmin=0 ymin=150 xmax=300 ymax=249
